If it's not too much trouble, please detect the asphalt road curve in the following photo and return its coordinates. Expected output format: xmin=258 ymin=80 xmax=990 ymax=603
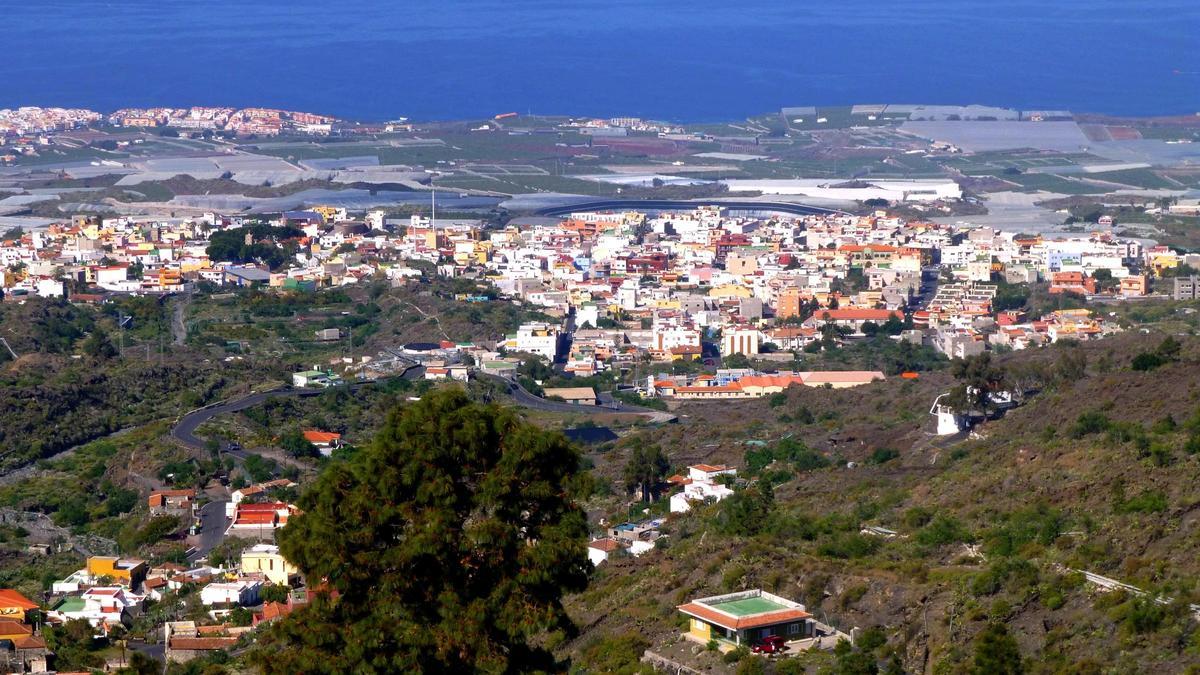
xmin=171 ymin=368 xmax=674 ymax=455
xmin=171 ymin=387 xmax=327 ymax=455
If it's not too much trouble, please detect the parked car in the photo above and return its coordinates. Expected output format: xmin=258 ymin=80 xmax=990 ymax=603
xmin=751 ymin=635 xmax=788 ymax=655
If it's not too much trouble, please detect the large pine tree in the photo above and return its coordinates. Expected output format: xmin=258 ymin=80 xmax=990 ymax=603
xmin=252 ymin=389 xmax=590 ymax=673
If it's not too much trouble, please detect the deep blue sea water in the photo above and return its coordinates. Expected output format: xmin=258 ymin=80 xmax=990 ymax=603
xmin=3 ymin=0 xmax=1198 ymax=121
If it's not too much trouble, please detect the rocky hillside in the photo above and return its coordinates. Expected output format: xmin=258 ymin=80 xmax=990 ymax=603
xmin=567 ymin=332 xmax=1200 ymax=673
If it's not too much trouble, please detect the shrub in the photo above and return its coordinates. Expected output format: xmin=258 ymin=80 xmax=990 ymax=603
xmin=840 ymin=584 xmax=868 ymax=608
xmin=579 ymin=633 xmax=651 ymax=674
xmin=903 ymin=507 xmax=934 ymax=529
xmin=982 ymin=505 xmax=1064 ymax=557
xmin=1186 ymin=434 xmax=1200 ymax=455
xmin=1111 ymin=596 xmax=1166 ymax=635
xmin=869 ymin=447 xmax=900 ymax=465
xmin=1115 ymin=489 xmax=1167 ymax=514
xmin=744 ymin=437 xmax=827 ymax=475
xmin=818 ymin=532 xmax=881 ymax=559
xmin=856 ymin=625 xmax=887 ymax=652
xmin=971 ymin=558 xmax=1039 ymax=597
xmin=716 ymin=483 xmax=776 ymax=536
xmin=1131 ymin=351 xmax=1168 ymax=371
xmin=1070 ymin=411 xmax=1111 ymax=438
xmin=916 ymin=515 xmax=971 ymax=547
xmin=736 ymin=656 xmax=766 ymax=675
xmin=723 ymin=646 xmax=749 ymax=664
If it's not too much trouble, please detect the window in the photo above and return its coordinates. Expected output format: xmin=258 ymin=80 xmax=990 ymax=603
xmin=788 ymin=622 xmax=801 ymax=635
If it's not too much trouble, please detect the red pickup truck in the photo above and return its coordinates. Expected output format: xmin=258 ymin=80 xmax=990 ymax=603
xmin=750 ymin=635 xmax=788 ymax=654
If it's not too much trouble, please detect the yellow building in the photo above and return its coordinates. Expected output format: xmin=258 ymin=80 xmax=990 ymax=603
xmin=86 ymin=556 xmax=146 ymax=586
xmin=310 ymin=205 xmax=343 ymax=223
xmin=708 ymin=284 xmax=752 ymax=299
xmin=240 ymin=544 xmax=299 ymax=586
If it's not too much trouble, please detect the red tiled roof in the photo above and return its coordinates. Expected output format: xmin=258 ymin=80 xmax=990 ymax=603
xmin=235 ymin=513 xmax=277 ymax=525
xmin=588 ymin=538 xmax=624 ymax=552
xmin=12 ymin=634 xmax=45 ymax=650
xmin=0 ymin=620 xmax=32 ymax=636
xmin=302 ymin=430 xmax=341 ymax=444
xmin=737 ymin=375 xmax=805 ymax=389
xmin=816 ymin=308 xmax=902 ymax=321
xmin=0 ymin=589 xmax=38 ymax=611
xmin=676 ymin=384 xmax=743 ymax=394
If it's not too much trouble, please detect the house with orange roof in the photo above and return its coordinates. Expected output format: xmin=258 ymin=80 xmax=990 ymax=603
xmin=678 ymin=590 xmax=823 ymax=649
xmin=302 ymin=430 xmax=342 ymax=457
xmin=148 ymin=489 xmax=196 ymax=518
xmin=226 ymin=479 xmax=298 ymax=517
xmin=802 ymin=308 xmax=903 ymax=332
xmin=0 ymin=589 xmax=38 ymax=622
xmin=226 ymin=502 xmax=297 ymax=537
xmin=586 ymin=537 xmax=628 ymax=567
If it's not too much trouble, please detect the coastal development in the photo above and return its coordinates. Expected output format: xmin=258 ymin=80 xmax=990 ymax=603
xmin=0 ymin=101 xmax=1199 ymax=673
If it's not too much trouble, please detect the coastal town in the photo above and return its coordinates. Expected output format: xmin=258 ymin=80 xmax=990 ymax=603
xmin=6 ymin=0 xmax=1200 ymax=669
xmin=1 ymin=198 xmax=1175 ymax=395
xmin=1 ymin=102 xmax=1200 ymax=673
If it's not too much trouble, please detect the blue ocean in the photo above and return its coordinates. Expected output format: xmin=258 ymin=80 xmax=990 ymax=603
xmin=3 ymin=0 xmax=1198 ymax=121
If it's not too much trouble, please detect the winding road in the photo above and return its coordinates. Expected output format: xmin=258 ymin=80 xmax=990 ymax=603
xmin=172 ymin=369 xmax=673 ymax=455
xmin=484 ymin=374 xmax=676 ymax=423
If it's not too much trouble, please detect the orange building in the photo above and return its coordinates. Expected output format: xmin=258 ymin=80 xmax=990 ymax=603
xmin=0 ymin=590 xmax=38 ymax=622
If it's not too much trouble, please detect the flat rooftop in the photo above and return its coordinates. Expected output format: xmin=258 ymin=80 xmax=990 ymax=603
xmin=709 ymin=596 xmax=788 ymax=617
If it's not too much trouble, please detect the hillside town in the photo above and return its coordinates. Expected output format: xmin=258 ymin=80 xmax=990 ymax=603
xmin=0 ymin=200 xmax=1164 ymax=396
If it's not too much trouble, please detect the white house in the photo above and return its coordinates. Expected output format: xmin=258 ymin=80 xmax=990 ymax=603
xmin=670 ymin=464 xmax=737 ymax=514
xmin=35 ymin=278 xmax=65 ymax=298
xmin=49 ymin=587 xmax=144 ymax=629
xmin=510 ymin=322 xmax=561 ymax=361
xmin=95 ymin=266 xmax=128 ymax=288
xmin=587 ymin=537 xmax=627 ymax=567
xmin=721 ymin=328 xmax=760 ymax=357
xmin=226 ymin=479 xmax=296 ymax=518
xmin=577 ymin=302 xmax=601 ymax=329
xmin=200 ymin=580 xmax=262 ymax=606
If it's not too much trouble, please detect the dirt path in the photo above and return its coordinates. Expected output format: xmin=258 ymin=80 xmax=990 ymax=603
xmin=171 ymin=292 xmax=191 ymax=346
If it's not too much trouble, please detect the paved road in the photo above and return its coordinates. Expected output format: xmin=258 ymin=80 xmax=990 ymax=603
xmin=188 ymin=499 xmax=230 ymax=563
xmin=487 ymin=374 xmax=676 ymax=423
xmin=170 ymin=367 xmax=423 ymax=453
xmin=125 ymin=640 xmax=165 ymax=665
xmin=171 ymin=387 xmax=329 ymax=454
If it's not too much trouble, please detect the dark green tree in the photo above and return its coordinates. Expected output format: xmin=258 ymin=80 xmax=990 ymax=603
xmin=972 ymin=623 xmax=1022 ymax=675
xmin=279 ymin=428 xmax=317 ymax=458
xmin=723 ymin=353 xmax=752 ymax=369
xmin=716 ymin=482 xmax=775 ymax=536
xmin=46 ymin=618 xmax=104 ymax=671
xmin=252 ymin=389 xmax=589 ymax=674
xmin=948 ymin=352 xmax=1007 ymax=411
xmin=82 ymin=328 xmax=118 ymax=360
xmin=114 ymin=650 xmax=162 ymax=675
xmin=623 ymin=444 xmax=670 ymax=502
